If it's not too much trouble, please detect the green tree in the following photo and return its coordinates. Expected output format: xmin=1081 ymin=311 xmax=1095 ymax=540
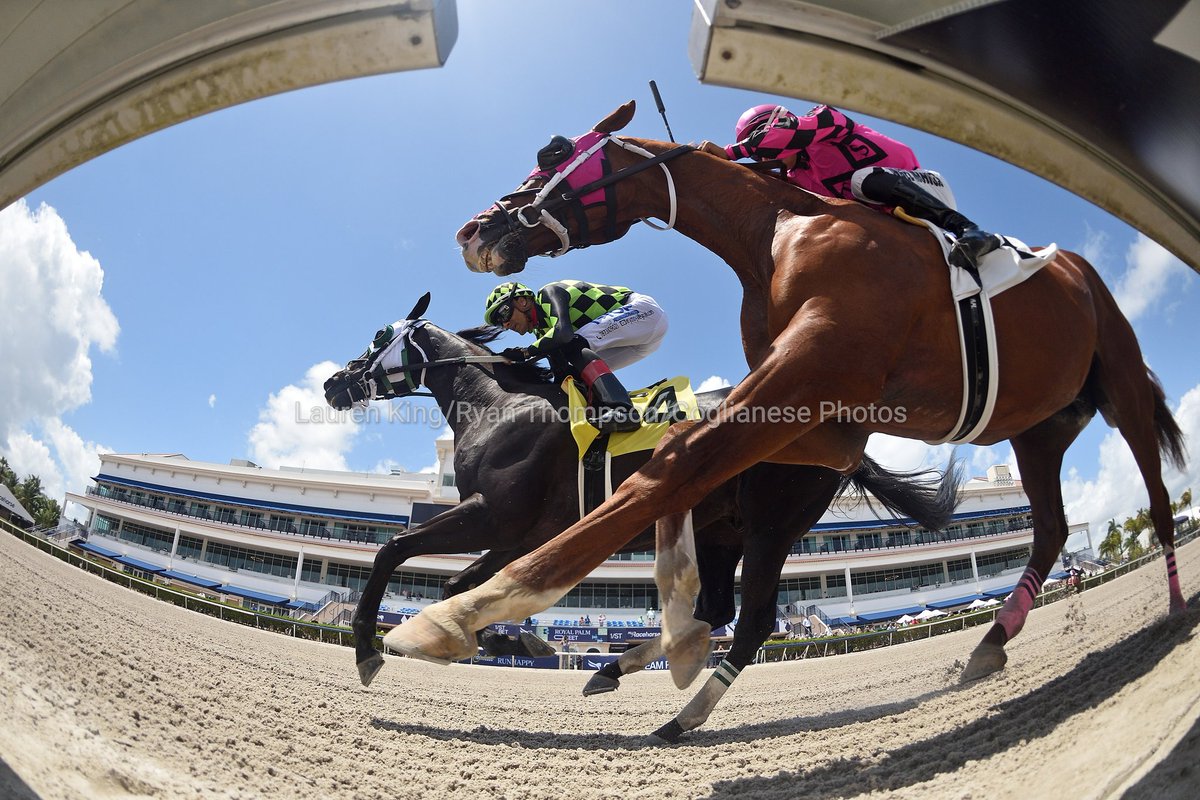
xmin=0 ymin=457 xmax=17 ymax=492
xmin=1181 ymin=488 xmax=1192 ymax=511
xmin=33 ymin=498 xmax=62 ymax=528
xmin=1125 ymin=530 xmax=1146 ymax=561
xmin=1098 ymin=519 xmax=1124 ymax=562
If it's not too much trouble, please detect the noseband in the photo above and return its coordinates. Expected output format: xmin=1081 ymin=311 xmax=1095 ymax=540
xmin=327 ymin=320 xmax=507 ymax=407
xmin=483 ymin=135 xmax=694 ymax=258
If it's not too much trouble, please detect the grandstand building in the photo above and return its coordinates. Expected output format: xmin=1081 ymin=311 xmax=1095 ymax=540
xmin=66 ymin=438 xmax=1045 ymax=631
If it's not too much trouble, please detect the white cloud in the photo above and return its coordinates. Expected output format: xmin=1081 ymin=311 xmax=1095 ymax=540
xmin=1062 ymin=382 xmax=1200 ymax=550
xmin=0 ymin=200 xmax=118 ymax=506
xmin=248 ymin=361 xmax=359 ymax=470
xmin=208 ymin=394 xmax=217 ymax=408
xmin=1112 ymin=234 xmax=1188 ymax=322
xmin=864 ymin=434 xmax=953 ymax=474
xmin=2 ymin=430 xmax=61 ymax=499
xmin=696 ymin=375 xmax=732 ymax=393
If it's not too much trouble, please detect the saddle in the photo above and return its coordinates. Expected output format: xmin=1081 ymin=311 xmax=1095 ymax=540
xmin=898 ymin=211 xmax=1058 ymax=444
xmin=563 ymin=375 xmax=700 ymax=517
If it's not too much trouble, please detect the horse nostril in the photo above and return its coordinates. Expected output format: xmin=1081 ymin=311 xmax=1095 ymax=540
xmin=456 ymin=220 xmax=480 ymax=245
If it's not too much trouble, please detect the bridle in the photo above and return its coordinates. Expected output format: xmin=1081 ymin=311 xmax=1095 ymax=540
xmin=334 ymin=320 xmax=507 ymax=404
xmin=481 ymin=134 xmax=695 ymax=258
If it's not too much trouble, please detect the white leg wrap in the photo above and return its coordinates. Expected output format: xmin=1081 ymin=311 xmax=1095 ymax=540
xmin=676 ymin=659 xmax=740 ymax=732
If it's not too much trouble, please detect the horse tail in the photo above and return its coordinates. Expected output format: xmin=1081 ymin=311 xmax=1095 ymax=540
xmin=842 ymin=454 xmax=965 ymax=532
xmin=1149 ymin=367 xmax=1187 ymax=472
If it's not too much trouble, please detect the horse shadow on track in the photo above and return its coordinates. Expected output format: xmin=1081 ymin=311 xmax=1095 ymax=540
xmin=370 ymin=596 xmax=1197 ymax=776
xmin=371 ymin=692 xmax=930 ymax=751
xmin=703 ymin=595 xmax=1200 ymax=799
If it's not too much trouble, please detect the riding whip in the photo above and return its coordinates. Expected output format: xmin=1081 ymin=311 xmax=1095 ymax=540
xmin=649 ymin=80 xmax=675 ymax=143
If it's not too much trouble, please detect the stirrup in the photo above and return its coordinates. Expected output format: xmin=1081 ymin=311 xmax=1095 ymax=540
xmin=591 ymin=405 xmax=641 ymax=434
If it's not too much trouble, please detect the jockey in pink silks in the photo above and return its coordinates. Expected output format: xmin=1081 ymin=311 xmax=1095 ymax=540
xmin=703 ymin=104 xmax=1001 ymax=269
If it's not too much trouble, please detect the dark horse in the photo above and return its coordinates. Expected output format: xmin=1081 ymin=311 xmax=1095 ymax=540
xmin=325 ymin=295 xmax=959 ymax=740
xmin=385 ymin=100 xmax=1187 ymax=691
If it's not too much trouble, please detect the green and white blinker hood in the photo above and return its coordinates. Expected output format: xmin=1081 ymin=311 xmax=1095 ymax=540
xmin=357 ymin=318 xmax=430 ymax=400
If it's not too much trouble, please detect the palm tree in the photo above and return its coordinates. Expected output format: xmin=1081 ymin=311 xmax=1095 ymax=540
xmin=33 ymin=498 xmax=62 ymax=528
xmin=15 ymin=475 xmax=44 ymax=515
xmin=0 ymin=457 xmax=17 ymax=492
xmin=1099 ymin=519 xmax=1124 ymax=562
xmin=1125 ymin=529 xmax=1146 ymax=561
xmin=1181 ymin=488 xmax=1192 ymax=511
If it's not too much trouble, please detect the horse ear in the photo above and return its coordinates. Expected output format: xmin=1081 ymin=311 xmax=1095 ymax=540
xmin=593 ymin=101 xmax=635 ymax=134
xmin=406 ymin=292 xmax=431 ymax=320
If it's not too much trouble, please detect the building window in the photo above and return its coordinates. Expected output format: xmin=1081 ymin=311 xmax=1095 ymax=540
xmin=203 ymin=541 xmax=297 ymax=578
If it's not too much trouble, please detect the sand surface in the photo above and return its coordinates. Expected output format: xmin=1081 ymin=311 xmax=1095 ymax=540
xmin=2 ymin=532 xmax=1198 ymax=800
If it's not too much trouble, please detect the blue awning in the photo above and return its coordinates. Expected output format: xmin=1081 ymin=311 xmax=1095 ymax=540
xmin=984 ymin=584 xmax=1017 ymax=598
xmin=857 ymin=605 xmax=927 ymax=622
xmin=74 ymin=540 xmax=122 ymax=559
xmin=159 ymin=569 xmax=222 ymax=589
xmin=285 ymin=599 xmax=312 ymax=610
xmin=218 ymin=584 xmax=290 ymax=604
xmin=114 ymin=555 xmax=164 ymax=573
xmin=1048 ymin=570 xmax=1070 ymax=580
xmin=927 ymin=594 xmax=984 ymax=610
xmin=828 ymin=616 xmax=859 ymax=626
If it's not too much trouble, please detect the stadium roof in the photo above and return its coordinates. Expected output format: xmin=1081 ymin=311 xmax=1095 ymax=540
xmin=0 ymin=0 xmax=457 ymax=211
xmin=3 ymin=1 xmax=1194 ymax=275
xmin=689 ymin=0 xmax=1200 ymax=274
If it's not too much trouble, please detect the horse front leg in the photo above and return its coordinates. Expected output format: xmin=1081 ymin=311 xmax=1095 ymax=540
xmin=582 ymin=638 xmax=666 ymax=696
xmin=354 ymin=494 xmax=496 ymax=682
xmin=655 ymin=510 xmax=711 ymax=689
xmin=383 ymin=313 xmax=878 ymax=665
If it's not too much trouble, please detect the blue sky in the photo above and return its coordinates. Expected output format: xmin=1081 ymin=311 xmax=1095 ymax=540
xmin=2 ymin=1 xmax=1196 ymax=551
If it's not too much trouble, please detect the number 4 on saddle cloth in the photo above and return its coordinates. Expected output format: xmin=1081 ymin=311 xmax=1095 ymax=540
xmin=564 ymin=375 xmax=700 ymax=518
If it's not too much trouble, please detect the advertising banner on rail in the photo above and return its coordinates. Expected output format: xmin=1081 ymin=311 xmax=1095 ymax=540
xmin=577 ymin=653 xmax=670 ymax=672
xmin=458 ymin=653 xmax=559 ymax=669
xmin=604 ymin=626 xmax=662 ymax=643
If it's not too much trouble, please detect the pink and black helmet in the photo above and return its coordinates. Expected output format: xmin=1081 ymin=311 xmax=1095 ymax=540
xmin=733 ymin=104 xmax=796 ymax=144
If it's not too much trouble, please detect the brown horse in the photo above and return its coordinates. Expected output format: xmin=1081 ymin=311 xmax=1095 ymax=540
xmin=385 ymin=101 xmax=1187 ymax=689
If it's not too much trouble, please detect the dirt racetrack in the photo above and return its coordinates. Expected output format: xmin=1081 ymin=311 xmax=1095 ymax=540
xmin=2 ymin=532 xmax=1198 ymax=800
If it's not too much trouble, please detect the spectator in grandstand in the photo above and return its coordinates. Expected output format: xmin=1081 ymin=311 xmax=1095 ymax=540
xmin=598 ymin=613 xmax=606 ymax=627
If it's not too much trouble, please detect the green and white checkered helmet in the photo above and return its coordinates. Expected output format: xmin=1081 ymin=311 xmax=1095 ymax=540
xmin=483 ymin=282 xmax=534 ymax=325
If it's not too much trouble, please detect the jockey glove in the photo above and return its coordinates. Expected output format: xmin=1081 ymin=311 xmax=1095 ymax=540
xmin=500 ymin=347 xmax=532 ymax=364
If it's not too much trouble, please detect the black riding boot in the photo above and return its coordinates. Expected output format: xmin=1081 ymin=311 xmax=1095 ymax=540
xmin=569 ymin=345 xmax=640 ymax=434
xmin=859 ymin=170 xmax=1001 ymax=270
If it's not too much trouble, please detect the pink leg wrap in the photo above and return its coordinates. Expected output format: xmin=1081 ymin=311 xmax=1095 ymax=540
xmin=1166 ymin=550 xmax=1186 ymax=611
xmin=995 ymin=568 xmax=1043 ymax=642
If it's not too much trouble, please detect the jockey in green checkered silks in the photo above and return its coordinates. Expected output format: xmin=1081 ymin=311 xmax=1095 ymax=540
xmin=484 ymin=279 xmax=668 ymax=433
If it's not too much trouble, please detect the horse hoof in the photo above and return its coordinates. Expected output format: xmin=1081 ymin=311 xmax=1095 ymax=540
xmin=582 ymin=674 xmax=620 ymax=697
xmin=357 ymin=652 xmax=385 ymax=686
xmin=960 ymin=643 xmax=1007 ymax=683
xmin=665 ymin=621 xmax=712 ymax=690
xmin=382 ymin=610 xmax=474 ymax=665
xmin=650 ymin=719 xmax=685 ymax=744
xmin=518 ymin=630 xmax=556 ymax=659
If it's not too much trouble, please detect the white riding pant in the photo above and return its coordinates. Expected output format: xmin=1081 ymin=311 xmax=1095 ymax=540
xmin=850 ymin=167 xmax=959 ymax=209
xmin=576 ymin=292 xmax=668 ymax=370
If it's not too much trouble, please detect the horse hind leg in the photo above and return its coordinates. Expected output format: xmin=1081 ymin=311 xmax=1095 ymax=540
xmin=1106 ymin=367 xmax=1188 ymax=612
xmin=585 ymin=533 xmax=741 ymax=698
xmin=655 ymin=510 xmax=712 ymax=689
xmin=963 ymin=411 xmax=1085 ymax=682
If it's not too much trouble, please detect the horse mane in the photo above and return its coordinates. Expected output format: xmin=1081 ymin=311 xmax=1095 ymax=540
xmin=456 ymin=326 xmax=556 ymax=384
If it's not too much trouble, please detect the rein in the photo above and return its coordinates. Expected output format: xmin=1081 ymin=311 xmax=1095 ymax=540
xmin=499 ymin=137 xmax=694 ymax=257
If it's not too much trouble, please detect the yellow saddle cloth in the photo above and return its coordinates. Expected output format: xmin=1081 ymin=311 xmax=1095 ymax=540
xmin=564 ymin=375 xmax=701 ymax=459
